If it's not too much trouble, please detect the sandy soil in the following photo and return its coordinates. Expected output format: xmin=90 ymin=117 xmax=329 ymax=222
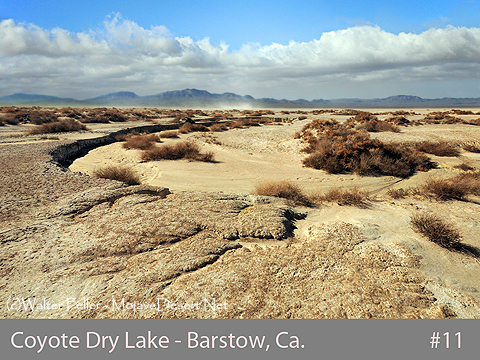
xmin=69 ymin=114 xmax=480 ymax=196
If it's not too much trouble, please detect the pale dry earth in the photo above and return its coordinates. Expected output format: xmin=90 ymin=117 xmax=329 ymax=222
xmin=1 ymin=109 xmax=480 ymax=318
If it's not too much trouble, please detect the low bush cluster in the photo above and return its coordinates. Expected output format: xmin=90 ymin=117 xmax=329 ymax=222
xmin=178 ymin=123 xmax=210 ymax=134
xmin=140 ymin=142 xmax=215 ymax=162
xmin=93 ymin=166 xmax=141 ymax=185
xmin=413 ymin=141 xmax=460 ymax=157
xmin=159 ymin=130 xmax=179 ymax=138
xmin=463 ymin=144 xmax=480 ymax=153
xmin=313 ymin=187 xmax=370 ymax=206
xmin=252 ymin=180 xmax=369 ymax=207
xmin=122 ymin=133 xmax=161 ymax=150
xmin=253 ymin=180 xmax=311 ymax=206
xmin=27 ymin=119 xmax=87 ymax=134
xmin=295 ymin=119 xmax=434 ymax=178
xmin=410 ymin=213 xmax=462 ymax=249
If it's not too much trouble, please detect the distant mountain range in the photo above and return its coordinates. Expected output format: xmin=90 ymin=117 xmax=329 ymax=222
xmin=1 ymin=89 xmax=480 ymax=108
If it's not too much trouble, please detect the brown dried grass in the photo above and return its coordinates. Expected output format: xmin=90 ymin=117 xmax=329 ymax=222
xmin=122 ymin=134 xmax=161 ymax=150
xmin=253 ymin=180 xmax=311 ymax=206
xmin=93 ymin=166 xmax=141 ymax=185
xmin=27 ymin=119 xmax=87 ymax=135
xmin=313 ymin=187 xmax=370 ymax=206
xmin=141 ymin=142 xmax=215 ymax=162
xmin=413 ymin=141 xmax=460 ymax=157
xmin=159 ymin=130 xmax=179 ymax=138
xmin=410 ymin=213 xmax=462 ymax=249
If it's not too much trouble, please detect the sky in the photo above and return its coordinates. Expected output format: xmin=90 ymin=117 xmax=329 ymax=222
xmin=1 ymin=0 xmax=480 ymax=100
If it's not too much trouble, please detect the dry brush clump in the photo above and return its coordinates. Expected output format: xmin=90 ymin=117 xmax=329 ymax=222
xmin=141 ymin=142 xmax=215 ymax=162
xmin=413 ymin=141 xmax=460 ymax=157
xmin=418 ymin=178 xmax=470 ymax=201
xmin=178 ymin=122 xmax=210 ymax=134
xmin=122 ymin=133 xmax=161 ymax=150
xmin=415 ymin=171 xmax=480 ymax=200
xmin=410 ymin=213 xmax=462 ymax=250
xmin=387 ymin=188 xmax=410 ymax=199
xmin=27 ymin=119 xmax=87 ymax=135
xmin=159 ymin=130 xmax=179 ymax=138
xmin=463 ymin=144 xmax=480 ymax=153
xmin=252 ymin=180 xmax=311 ymax=206
xmin=92 ymin=166 xmax=141 ymax=186
xmin=209 ymin=123 xmax=228 ymax=132
xmin=312 ymin=187 xmax=370 ymax=206
xmin=453 ymin=163 xmax=475 ymax=171
xmin=13 ymin=109 xmax=59 ymax=124
xmin=422 ymin=113 xmax=462 ymax=124
xmin=346 ymin=112 xmax=401 ymax=132
xmin=295 ymin=119 xmax=434 ymax=178
xmin=252 ymin=180 xmax=370 ymax=207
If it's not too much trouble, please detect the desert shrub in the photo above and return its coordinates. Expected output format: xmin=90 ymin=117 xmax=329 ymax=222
xmin=178 ymin=123 xmax=209 ymax=134
xmin=453 ymin=163 xmax=475 ymax=171
xmin=387 ymin=188 xmax=410 ymax=199
xmin=159 ymin=130 xmax=179 ymax=138
xmin=451 ymin=109 xmax=474 ymax=115
xmin=195 ymin=151 xmax=215 ymax=162
xmin=296 ymin=120 xmax=434 ymax=178
xmin=80 ymin=115 xmax=110 ymax=123
xmin=229 ymin=118 xmax=261 ymax=129
xmin=422 ymin=113 xmax=461 ymax=124
xmin=104 ymin=110 xmax=126 ymax=122
xmin=385 ymin=116 xmax=410 ymax=125
xmin=356 ymin=120 xmax=400 ymax=132
xmin=410 ymin=213 xmax=462 ymax=249
xmin=463 ymin=144 xmax=480 ymax=153
xmin=315 ymin=187 xmax=370 ymax=206
xmin=114 ymin=133 xmax=128 ymax=141
xmin=453 ymin=171 xmax=480 ymax=196
xmin=414 ymin=141 xmax=460 ymax=157
xmin=346 ymin=112 xmax=401 ymax=132
xmin=27 ymin=119 xmax=87 ymax=134
xmin=337 ymin=109 xmax=362 ymax=116
xmin=253 ymin=180 xmax=311 ymax=206
xmin=93 ymin=166 xmax=141 ymax=185
xmin=346 ymin=111 xmax=377 ymax=124
xmin=1 ymin=113 xmax=20 ymax=125
xmin=122 ymin=134 xmax=161 ymax=150
xmin=141 ymin=142 xmax=215 ymax=162
xmin=419 ymin=178 xmax=469 ymax=200
xmin=15 ymin=110 xmax=58 ymax=124
xmin=209 ymin=123 xmax=228 ymax=132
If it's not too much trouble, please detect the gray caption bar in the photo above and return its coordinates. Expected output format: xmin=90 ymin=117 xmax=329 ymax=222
xmin=0 ymin=319 xmax=477 ymax=360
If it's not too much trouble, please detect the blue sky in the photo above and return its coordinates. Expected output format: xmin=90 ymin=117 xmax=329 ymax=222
xmin=1 ymin=0 xmax=480 ymax=99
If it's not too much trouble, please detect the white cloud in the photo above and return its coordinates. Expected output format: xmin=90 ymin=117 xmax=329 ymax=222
xmin=1 ymin=14 xmax=480 ymax=98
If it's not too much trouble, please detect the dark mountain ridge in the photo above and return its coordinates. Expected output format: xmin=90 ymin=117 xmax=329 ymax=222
xmin=1 ymin=90 xmax=479 ymax=108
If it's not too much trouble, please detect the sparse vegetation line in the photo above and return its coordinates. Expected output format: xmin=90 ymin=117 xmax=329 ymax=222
xmin=48 ymin=121 xmax=221 ymax=166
